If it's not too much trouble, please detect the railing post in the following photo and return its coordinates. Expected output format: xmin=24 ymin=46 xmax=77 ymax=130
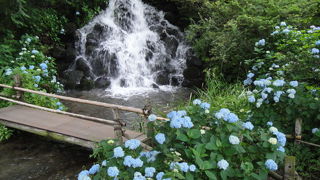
xmin=112 ymin=108 xmax=123 ymax=144
xmin=13 ymin=75 xmax=23 ymax=100
xmin=284 ymin=156 xmax=296 ymax=180
xmin=143 ymin=103 xmax=154 ymax=138
xmin=294 ymin=118 xmax=302 ymax=144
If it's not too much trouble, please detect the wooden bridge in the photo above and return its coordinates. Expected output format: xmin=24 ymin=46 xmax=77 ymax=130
xmin=0 ymin=79 xmax=165 ymax=149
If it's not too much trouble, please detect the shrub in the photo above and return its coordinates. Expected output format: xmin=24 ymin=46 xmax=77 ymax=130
xmin=186 ymin=0 xmax=320 ymax=81
xmin=79 ymin=100 xmax=285 ymax=179
xmin=243 ymin=23 xmax=320 ymax=136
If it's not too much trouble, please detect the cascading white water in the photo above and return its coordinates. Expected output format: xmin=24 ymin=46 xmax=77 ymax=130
xmin=72 ymin=0 xmax=190 ymax=97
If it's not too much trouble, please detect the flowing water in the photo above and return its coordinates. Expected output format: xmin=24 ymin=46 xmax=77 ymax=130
xmin=0 ymin=0 xmax=194 ymax=178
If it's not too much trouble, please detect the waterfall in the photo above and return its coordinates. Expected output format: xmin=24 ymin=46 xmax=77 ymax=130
xmin=71 ymin=0 xmax=191 ymax=97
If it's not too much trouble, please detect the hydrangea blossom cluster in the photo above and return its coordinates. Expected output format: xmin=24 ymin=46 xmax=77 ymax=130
xmin=170 ymin=162 xmax=197 ymax=172
xmin=113 ymin=147 xmax=125 ymax=158
xmin=312 ymin=128 xmax=319 ymax=134
xmin=139 ymin=150 xmax=160 ymax=162
xmin=125 ymin=139 xmax=141 ymax=150
xmin=145 ymin=167 xmax=156 ymax=177
xmin=215 ymin=108 xmax=239 ymax=123
xmin=89 ymin=164 xmax=100 ymax=174
xmin=242 ymin=122 xmax=254 ymax=130
xmin=78 ymin=170 xmax=90 ymax=180
xmin=107 ymin=166 xmax=119 ymax=177
xmin=167 ymin=110 xmax=194 ymax=129
xmin=229 ymin=135 xmax=240 ymax=144
xmin=265 ymin=159 xmax=278 ymax=171
xmin=123 ymin=156 xmax=144 ymax=168
xmin=155 ymin=133 xmax=166 ymax=144
xmin=217 ymin=159 xmax=229 ymax=170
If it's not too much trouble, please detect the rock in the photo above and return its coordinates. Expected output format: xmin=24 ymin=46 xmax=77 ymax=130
xmin=182 ymin=78 xmax=203 ymax=88
xmin=120 ymin=78 xmax=128 ymax=87
xmin=156 ymin=71 xmax=170 ymax=85
xmin=152 ymin=83 xmax=160 ymax=89
xmin=171 ymin=76 xmax=181 ymax=86
xmin=50 ymin=46 xmax=66 ymax=61
xmin=95 ymin=76 xmax=111 ymax=88
xmin=183 ymin=67 xmax=202 ymax=79
xmin=78 ymin=77 xmax=95 ymax=90
xmin=186 ymin=50 xmax=202 ymax=67
xmin=62 ymin=70 xmax=84 ymax=89
xmin=75 ymin=57 xmax=91 ymax=76
xmin=65 ymin=43 xmax=76 ymax=62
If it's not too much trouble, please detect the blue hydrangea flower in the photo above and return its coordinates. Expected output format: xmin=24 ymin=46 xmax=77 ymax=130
xmin=5 ymin=69 xmax=12 ymax=76
xmin=289 ymin=81 xmax=298 ymax=87
xmin=156 ymin=172 xmax=164 ymax=180
xmin=29 ymin=65 xmax=35 ymax=70
xmin=243 ymin=78 xmax=252 ymax=85
xmin=133 ymin=173 xmax=146 ymax=180
xmin=181 ymin=116 xmax=194 ymax=128
xmin=167 ymin=111 xmax=178 ymax=119
xmin=26 ymin=38 xmax=31 ymax=42
xmin=78 ymin=170 xmax=89 ymax=180
xmin=312 ymin=48 xmax=320 ymax=54
xmin=170 ymin=117 xmax=182 ymax=128
xmin=277 ymin=146 xmax=285 ymax=152
xmin=256 ymin=39 xmax=266 ymax=46
xmin=40 ymin=63 xmax=48 ymax=70
xmin=76 ymin=11 xmax=80 ymax=15
xmin=316 ymin=40 xmax=320 ymax=46
xmin=283 ymin=29 xmax=290 ymax=34
xmin=280 ymin=22 xmax=286 ymax=26
xmin=56 ymin=102 xmax=62 ymax=106
xmin=273 ymin=80 xmax=285 ymax=87
xmin=312 ymin=128 xmax=319 ymax=134
xmin=200 ymin=102 xmax=210 ymax=110
xmin=247 ymin=72 xmax=255 ymax=78
xmin=31 ymin=50 xmax=39 ymax=54
xmin=178 ymin=162 xmax=189 ymax=172
xmin=145 ymin=167 xmax=156 ymax=177
xmin=89 ymin=164 xmax=100 ymax=174
xmin=20 ymin=66 xmax=26 ymax=71
xmin=125 ymin=139 xmax=141 ymax=150
xmin=155 ymin=133 xmax=166 ymax=144
xmin=107 ymin=166 xmax=119 ymax=177
xmin=261 ymin=92 xmax=268 ymax=99
xmin=248 ymin=96 xmax=255 ymax=103
xmin=242 ymin=122 xmax=254 ymax=130
xmin=225 ymin=113 xmax=239 ymax=123
xmin=123 ymin=156 xmax=143 ymax=168
xmin=34 ymin=84 xmax=39 ymax=88
xmin=192 ymin=99 xmax=201 ymax=105
xmin=265 ymin=159 xmax=278 ymax=171
xmin=271 ymin=31 xmax=279 ymax=36
xmin=148 ymin=114 xmax=157 ymax=121
xmin=113 ymin=147 xmax=125 ymax=158
xmin=267 ymin=121 xmax=273 ymax=126
xmin=177 ymin=110 xmax=187 ymax=117
xmin=254 ymin=79 xmax=271 ymax=87
xmin=33 ymin=76 xmax=41 ymax=82
xmin=229 ymin=135 xmax=240 ymax=144
xmin=217 ymin=159 xmax=229 ymax=170
xmin=189 ymin=164 xmax=196 ymax=172
xmin=274 ymin=132 xmax=286 ymax=146
xmin=140 ymin=150 xmax=160 ymax=162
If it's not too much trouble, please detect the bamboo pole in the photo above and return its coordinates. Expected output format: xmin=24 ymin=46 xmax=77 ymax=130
xmin=112 ymin=108 xmax=123 ymax=144
xmin=268 ymin=171 xmax=283 ymax=180
xmin=0 ymin=83 xmax=143 ymax=113
xmin=0 ymin=96 xmax=117 ymax=125
xmin=296 ymin=140 xmax=320 ymax=148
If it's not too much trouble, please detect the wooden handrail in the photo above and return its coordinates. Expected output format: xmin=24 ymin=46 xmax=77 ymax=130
xmin=0 ymin=83 xmax=144 ymax=113
xmin=0 ymin=83 xmax=168 ymax=121
xmin=0 ymin=96 xmax=118 ymax=125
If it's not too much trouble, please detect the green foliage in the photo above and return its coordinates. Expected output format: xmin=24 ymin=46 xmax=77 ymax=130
xmin=196 ymin=75 xmax=249 ymax=114
xmin=85 ymin=102 xmax=285 ymax=179
xmin=0 ymin=125 xmax=13 ymax=142
xmin=185 ymin=0 xmax=320 ymax=81
xmin=0 ymin=35 xmax=66 ymax=140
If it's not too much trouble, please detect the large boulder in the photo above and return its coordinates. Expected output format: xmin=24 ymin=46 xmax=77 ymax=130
xmin=75 ymin=57 xmax=91 ymax=76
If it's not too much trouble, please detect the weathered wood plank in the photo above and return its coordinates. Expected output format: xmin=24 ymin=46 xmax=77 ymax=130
xmin=0 ymin=105 xmax=145 ymax=147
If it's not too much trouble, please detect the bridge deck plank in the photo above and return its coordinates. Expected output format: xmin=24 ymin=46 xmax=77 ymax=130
xmin=0 ymin=105 xmax=144 ymax=143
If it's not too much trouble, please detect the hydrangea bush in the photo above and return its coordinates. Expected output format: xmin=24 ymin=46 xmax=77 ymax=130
xmin=243 ymin=22 xmax=320 ymax=137
xmin=80 ymin=100 xmax=285 ymax=180
xmin=0 ymin=35 xmax=66 ymax=141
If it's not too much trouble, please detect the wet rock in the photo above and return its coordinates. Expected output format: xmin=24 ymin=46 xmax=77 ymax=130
xmin=183 ymin=67 xmax=202 ymax=79
xmin=75 ymin=58 xmax=91 ymax=76
xmin=50 ymin=46 xmax=66 ymax=61
xmin=120 ymin=79 xmax=128 ymax=87
xmin=156 ymin=71 xmax=170 ymax=85
xmin=62 ymin=70 xmax=84 ymax=89
xmin=78 ymin=77 xmax=95 ymax=90
xmin=186 ymin=50 xmax=202 ymax=67
xmin=171 ymin=76 xmax=181 ymax=86
xmin=95 ymin=76 xmax=111 ymax=88
xmin=152 ymin=83 xmax=159 ymax=89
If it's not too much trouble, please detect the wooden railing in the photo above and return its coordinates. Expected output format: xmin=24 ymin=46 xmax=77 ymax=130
xmin=0 ymin=75 xmax=165 ymax=147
